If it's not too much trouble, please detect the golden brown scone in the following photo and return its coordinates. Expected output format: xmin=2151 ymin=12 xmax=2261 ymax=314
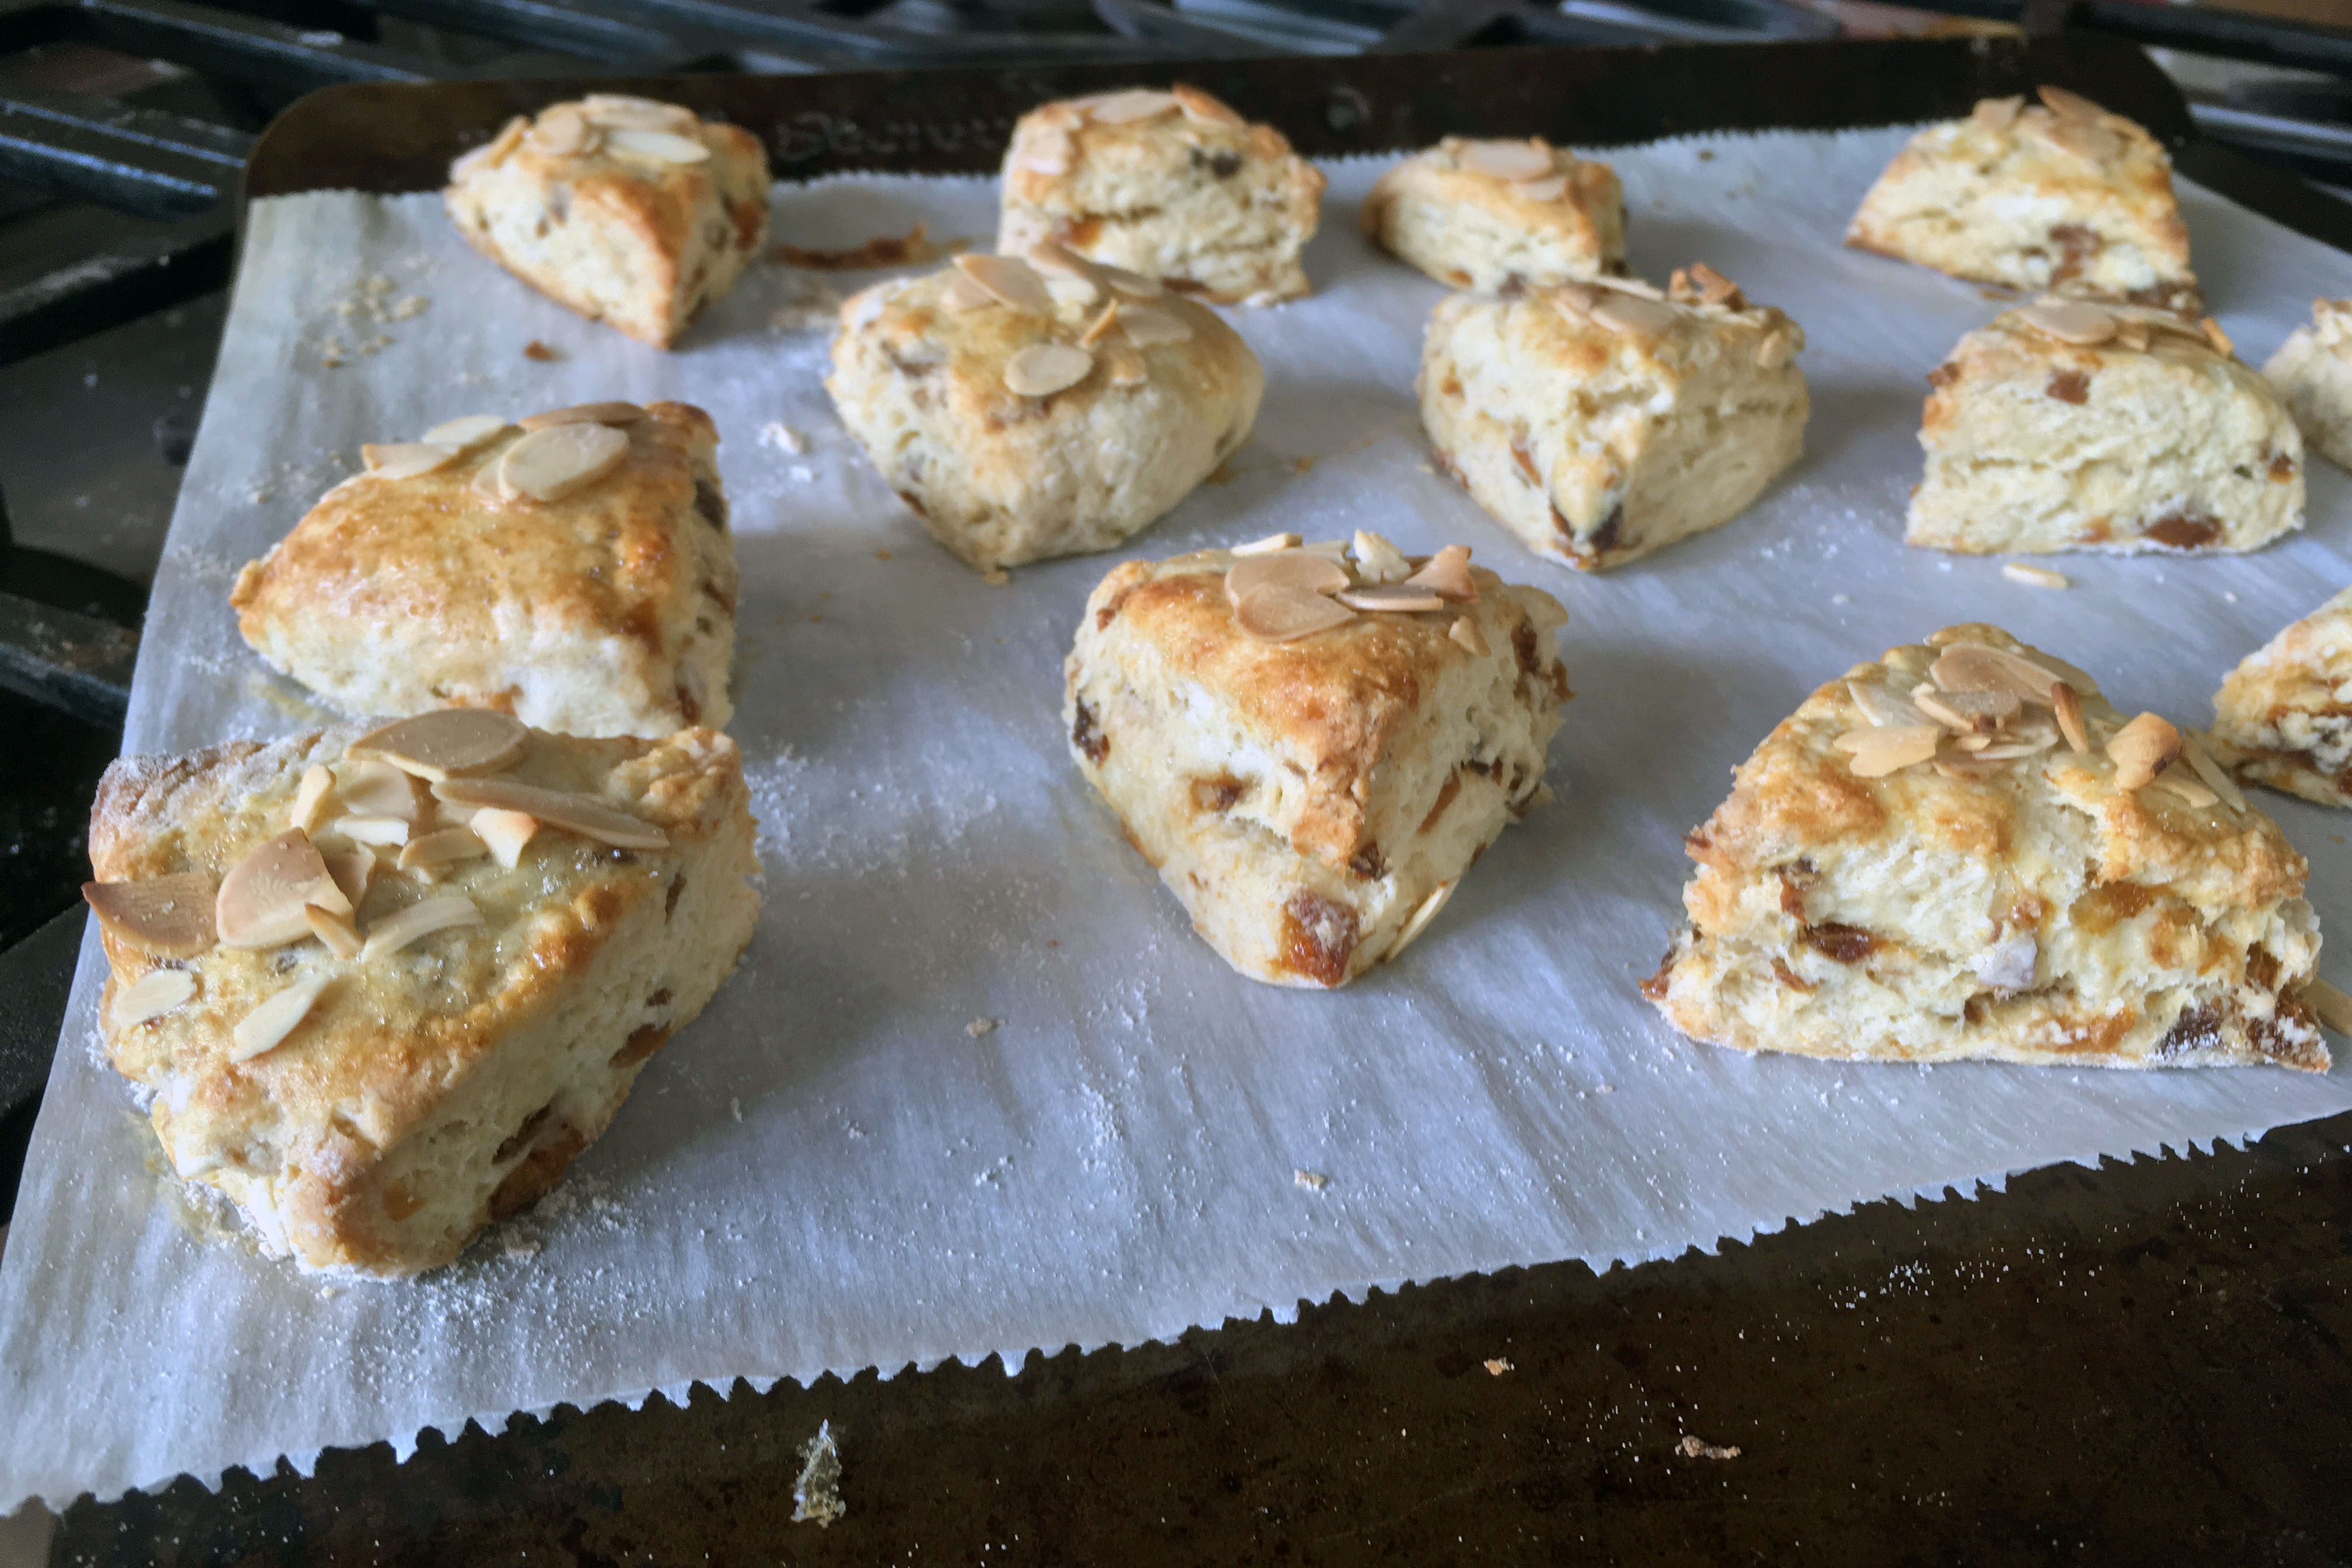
xmin=83 ymin=711 xmax=761 ymax=1276
xmin=1646 ymin=625 xmax=2328 ymax=1072
xmin=827 ymin=251 xmax=1263 ymax=572
xmin=1846 ymin=86 xmax=2199 ymax=315
xmin=2262 ymin=299 xmax=2352 ymax=470
xmin=444 ymin=94 xmax=769 ymax=348
xmin=1360 ymin=136 xmax=1626 ymax=294
xmin=997 ymin=85 xmax=1324 ymax=306
xmin=2210 ymin=586 xmax=2352 ymax=808
xmin=1065 ymin=534 xmax=1571 ymax=988
xmin=231 ymin=401 xmax=737 ymax=738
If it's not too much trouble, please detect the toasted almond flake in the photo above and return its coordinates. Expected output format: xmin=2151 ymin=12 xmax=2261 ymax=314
xmin=304 ymin=902 xmax=362 ymax=958
xmin=1931 ymin=642 xmax=2084 ymax=704
xmin=1835 ymin=724 xmax=1941 ymax=778
xmin=431 ymin=778 xmax=668 ymax=849
xmin=114 ymin=967 xmax=198 ymax=1027
xmin=1847 ymin=680 xmax=1931 ymax=729
xmin=218 ymin=831 xmax=352 ymax=949
xmin=332 ymin=814 xmax=412 ymax=847
xmin=603 ymin=127 xmax=710 ymax=164
xmin=529 ymin=107 xmax=591 ymax=156
xmin=519 ymin=401 xmax=645 ymax=430
xmin=2308 ymin=979 xmax=2352 ymax=1038
xmin=1954 ymin=733 xmax=1992 ymax=752
xmin=361 ymin=442 xmax=460 ymax=481
xmin=1337 ymin=585 xmax=1447 ymax=612
xmin=2106 ymin=711 xmax=2182 ymax=791
xmin=1756 ymin=331 xmax=1795 ymax=370
xmin=289 ymin=766 xmax=335 ymax=834
xmin=582 ymin=94 xmax=696 ymax=128
xmin=1552 ymin=283 xmax=1598 ymax=321
xmin=1402 ymin=544 xmax=1478 ymax=603
xmin=942 ymin=272 xmax=996 ymax=312
xmin=1349 ymin=530 xmax=1411 ymax=586
xmin=1973 ymin=94 xmax=2024 ymax=132
xmin=349 ymin=709 xmax=528 ymax=782
xmin=1003 ymin=342 xmax=1093 ymax=397
xmin=358 ymin=894 xmax=482 ymax=961
xmin=2181 ymin=733 xmax=2246 ymax=813
xmin=457 ymin=116 xmax=528 ymax=178
xmin=2045 ymin=117 xmax=2122 ymax=166
xmin=498 ymin=421 xmax=629 ymax=504
xmin=1591 ymin=293 xmax=1681 ymax=338
xmin=230 ymin=972 xmax=332 ymax=1063
xmin=1084 ymin=88 xmax=1179 ymax=125
xmin=2201 ymin=316 xmax=2234 ymax=357
xmin=2036 ymin=83 xmax=2104 ymax=122
xmin=1975 ymin=731 xmax=2057 ymax=761
xmin=471 ymin=808 xmax=540 ymax=869
xmin=1079 ymin=302 xmax=1121 ymax=346
xmin=1171 ymin=84 xmax=1245 ymax=127
xmin=2052 ymin=681 xmax=2091 ymax=753
xmin=1116 ymin=304 xmax=1193 ymax=348
xmin=1460 ymin=139 xmax=1553 ymax=181
xmin=2003 ymin=562 xmax=2070 ymax=589
xmin=1681 ymin=262 xmax=1744 ymax=307
xmin=1448 ymin=617 xmax=1490 ymax=656
xmin=955 ymin=253 xmax=1055 ymax=316
xmin=331 ymin=758 xmax=423 ymax=822
xmin=1934 ymin=756 xmax=2008 ymax=781
xmin=1228 ymin=550 xmax=1350 ymax=604
xmin=2017 ymin=300 xmax=2115 ymax=345
xmin=1515 ymin=175 xmax=1567 ymax=204
xmin=1915 ymin=688 xmax=2021 ymax=733
xmin=1234 ymin=586 xmax=1354 ymax=641
xmin=1391 ymin=881 xmax=1455 ymax=957
xmin=323 ymin=848 xmax=374 ymax=908
xmin=2115 ymin=317 xmax=2151 ymax=352
xmin=421 ymin=414 xmax=510 ymax=451
xmin=400 ymin=826 xmax=492 ymax=873
xmin=84 ymin=872 xmax=218 ymax=958
xmin=2146 ymin=766 xmax=2219 ymax=810
xmin=1016 ymin=125 xmax=1074 ymax=176
xmin=1102 ymin=342 xmax=1146 ymax=387
xmin=1232 ymin=532 xmax=1301 ymax=556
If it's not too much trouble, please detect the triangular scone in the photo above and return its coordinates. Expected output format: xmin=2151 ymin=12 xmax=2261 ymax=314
xmin=231 ymin=401 xmax=736 ymax=739
xmin=444 ymin=96 xmax=769 ymax=348
xmin=1360 ymin=136 xmax=1627 ymax=294
xmin=1846 ymin=88 xmax=2200 ymax=316
xmin=2211 ymin=586 xmax=2352 ymax=808
xmin=1645 ymin=625 xmax=2329 ymax=1072
xmin=2262 ymin=299 xmax=2352 ymax=471
xmin=82 ymin=712 xmax=760 ymax=1275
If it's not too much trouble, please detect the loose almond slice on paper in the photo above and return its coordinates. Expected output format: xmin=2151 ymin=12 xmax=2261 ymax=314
xmin=217 ymin=832 xmax=353 ymax=949
xmin=2106 ymin=712 xmax=2182 ymax=791
xmin=1391 ymin=881 xmax=1456 ymax=957
xmin=349 ymin=709 xmax=529 ymax=782
xmin=1834 ymin=725 xmax=1942 ymax=779
xmin=431 ymin=778 xmax=668 ymax=850
xmin=360 ymin=895 xmax=485 ymax=961
xmin=362 ymin=442 xmax=461 ymax=481
xmin=421 ymin=414 xmax=510 ymax=452
xmin=1227 ymin=550 xmax=1349 ymax=604
xmin=1401 ymin=544 xmax=1478 ymax=603
xmin=1003 ymin=344 xmax=1094 ymax=397
xmin=1234 ymin=586 xmax=1355 ymax=642
xmin=954 ymin=253 xmax=1055 ymax=316
xmin=230 ymin=972 xmax=333 ymax=1063
xmin=113 ymin=968 xmax=198 ymax=1027
xmin=471 ymin=808 xmax=540 ymax=869
xmin=519 ymin=401 xmax=646 ymax=430
xmin=83 ymin=872 xmax=218 ymax=958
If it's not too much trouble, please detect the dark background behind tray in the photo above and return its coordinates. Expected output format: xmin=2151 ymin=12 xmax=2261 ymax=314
xmin=15 ymin=34 xmax=2352 ymax=1565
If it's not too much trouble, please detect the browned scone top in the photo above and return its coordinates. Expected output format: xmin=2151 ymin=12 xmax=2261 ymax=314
xmin=230 ymin=402 xmax=737 ymax=739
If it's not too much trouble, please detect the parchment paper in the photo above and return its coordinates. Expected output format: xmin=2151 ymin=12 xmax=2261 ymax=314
xmin=5 ymin=126 xmax=2351 ymax=1511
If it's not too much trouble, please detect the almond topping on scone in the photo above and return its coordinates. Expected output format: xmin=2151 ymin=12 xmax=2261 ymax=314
xmin=1363 ymin=135 xmax=1626 ymax=294
xmin=2208 ymin=584 xmax=2352 ymax=807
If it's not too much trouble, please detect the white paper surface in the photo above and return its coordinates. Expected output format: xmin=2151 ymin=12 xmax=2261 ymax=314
xmin=5 ymin=126 xmax=2351 ymax=1511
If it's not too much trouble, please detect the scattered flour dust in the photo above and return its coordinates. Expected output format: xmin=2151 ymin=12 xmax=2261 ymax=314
xmin=792 ymin=1420 xmax=846 ymax=1527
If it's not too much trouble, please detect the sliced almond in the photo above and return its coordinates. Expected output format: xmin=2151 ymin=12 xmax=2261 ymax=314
xmin=1915 ymin=688 xmax=2021 ymax=734
xmin=1553 ymin=284 xmax=1598 ymax=322
xmin=1102 ymin=342 xmax=1147 ymax=387
xmin=2201 ymin=316 xmax=2234 ymax=358
xmin=2181 ymin=733 xmax=2246 ymax=814
xmin=2307 ymin=978 xmax=2352 ymax=1038
xmin=603 ymin=127 xmax=710 ymax=164
xmin=1003 ymin=342 xmax=1093 ymax=397
xmin=349 ymin=709 xmax=528 ymax=782
xmin=289 ymin=765 xmax=334 ymax=834
xmin=2115 ymin=317 xmax=2151 ymax=353
xmin=1756 ymin=331 xmax=1796 ymax=371
xmin=114 ymin=967 xmax=198 ymax=1028
xmin=1448 ymin=617 xmax=1490 ymax=656
xmin=1234 ymin=586 xmax=1355 ymax=642
xmin=1349 ymin=530 xmax=1411 ymax=586
xmin=2017 ymin=300 xmax=2115 ymax=346
xmin=471 ymin=808 xmax=540 ymax=870
xmin=1973 ymin=94 xmax=2024 ymax=132
xmin=84 ymin=873 xmax=217 ymax=958
xmin=583 ymin=95 xmax=696 ymax=128
xmin=1835 ymin=724 xmax=1942 ymax=778
xmin=1402 ymin=544 xmax=1478 ymax=603
xmin=399 ymin=827 xmax=490 ymax=874
xmin=421 ymin=414 xmax=510 ymax=451
xmin=1079 ymin=302 xmax=1121 ymax=346
xmin=2036 ymin=83 xmax=2105 ymax=122
xmin=2145 ymin=766 xmax=2219 ymax=810
xmin=498 ymin=422 xmax=629 ymax=504
xmin=1390 ymin=880 xmax=1455 ymax=958
xmin=323 ymin=848 xmax=374 ymax=908
xmin=1116 ymin=304 xmax=1192 ymax=348
xmin=1338 ymin=586 xmax=1447 ymax=613
xmin=1016 ymin=126 xmax=1073 ymax=177
xmin=1460 ymin=139 xmax=1553 ymax=181
xmin=362 ymin=442 xmax=460 ymax=481
xmin=1682 ymin=262 xmax=1743 ymax=307
xmin=2106 ymin=712 xmax=2183 ymax=791
xmin=1515 ymin=176 xmax=1567 ymax=204
xmin=332 ymin=814 xmax=412 ymax=848
xmin=431 ymin=778 xmax=668 ymax=850
xmin=1227 ymin=550 xmax=1349 ymax=604
xmin=1171 ymin=84 xmax=1245 ymax=127
xmin=2046 ymin=118 xmax=2123 ymax=167
xmin=942 ymin=272 xmax=997 ymax=313
xmin=1847 ymin=681 xmax=1931 ymax=730
xmin=1232 ymin=532 xmax=1301 ymax=556
xmin=529 ymin=107 xmax=591 ymax=156
xmin=1590 ymin=293 xmax=1681 ymax=339
xmin=229 ymin=972 xmax=332 ymax=1064
xmin=1931 ymin=642 xmax=2085 ymax=704
xmin=1934 ymin=756 xmax=2008 ymax=782
xmin=1084 ymin=88 xmax=1179 ymax=125
xmin=2052 ymin=681 xmax=2091 ymax=754
xmin=304 ymin=903 xmax=362 ymax=959
xmin=519 ymin=401 xmax=645 ymax=430
xmin=331 ymin=758 xmax=424 ymax=822
xmin=955 ymin=253 xmax=1054 ymax=316
xmin=2003 ymin=562 xmax=2070 ymax=589
xmin=360 ymin=894 xmax=484 ymax=961
xmin=217 ymin=832 xmax=352 ymax=949
xmin=1975 ymin=731 xmax=2057 ymax=761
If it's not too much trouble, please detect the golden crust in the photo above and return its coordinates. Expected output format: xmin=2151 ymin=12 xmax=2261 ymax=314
xmin=88 ymin=721 xmax=758 ymax=1274
xmin=2211 ymin=585 xmax=2352 ymax=808
xmin=230 ymin=402 xmax=737 ymax=738
xmin=1360 ymin=138 xmax=1626 ymax=293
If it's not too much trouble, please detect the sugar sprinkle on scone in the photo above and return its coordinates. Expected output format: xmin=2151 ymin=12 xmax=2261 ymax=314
xmin=82 ymin=711 xmax=761 ymax=1275
xmin=232 ymin=401 xmax=737 ymax=739
xmin=1419 ymin=268 xmax=1807 ymax=570
xmin=445 ymin=95 xmax=769 ymax=348
xmin=2211 ymin=586 xmax=2352 ymax=808
xmin=1361 ymin=136 xmax=1626 ymax=295
xmin=1065 ymin=534 xmax=1570 ymax=988
xmin=1846 ymin=86 xmax=2200 ymax=315
xmin=1645 ymin=624 xmax=2329 ymax=1072
xmin=2262 ymin=299 xmax=2352 ymax=471
xmin=1908 ymin=299 xmax=2303 ymax=556
xmin=997 ymin=85 xmax=1324 ymax=307
xmin=827 ymin=248 xmax=1264 ymax=572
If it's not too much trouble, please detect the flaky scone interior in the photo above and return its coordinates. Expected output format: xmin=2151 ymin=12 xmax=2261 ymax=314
xmin=1646 ymin=625 xmax=2329 ymax=1072
xmin=2210 ymin=585 xmax=2352 ymax=809
xmin=82 ymin=710 xmax=761 ymax=1275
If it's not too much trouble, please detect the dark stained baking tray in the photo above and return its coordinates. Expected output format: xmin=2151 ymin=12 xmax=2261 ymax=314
xmin=37 ymin=35 xmax=2352 ymax=1563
